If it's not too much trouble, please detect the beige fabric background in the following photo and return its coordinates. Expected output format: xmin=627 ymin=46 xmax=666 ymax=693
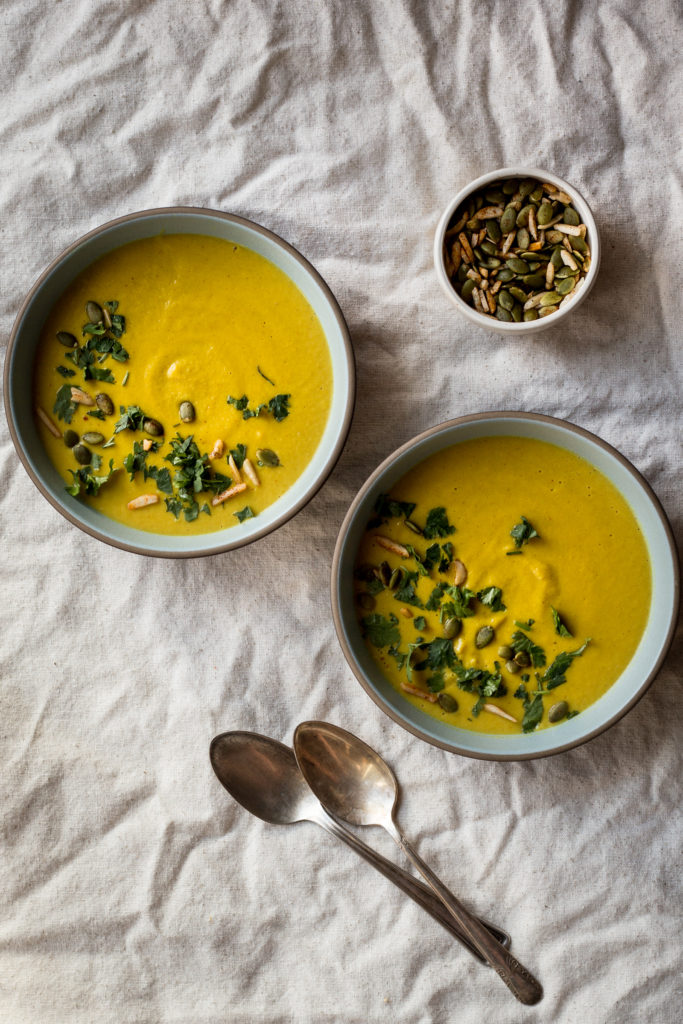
xmin=0 ymin=1 xmax=681 ymax=1022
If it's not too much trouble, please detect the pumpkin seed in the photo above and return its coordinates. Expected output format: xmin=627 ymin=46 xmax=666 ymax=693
xmin=498 ymin=289 xmax=515 ymax=311
xmin=511 ymin=303 xmax=523 ymax=322
xmin=256 ymin=448 xmax=280 ymax=467
xmin=516 ymin=228 xmax=530 ymax=251
xmin=518 ymin=180 xmax=536 ymax=199
xmin=508 ymin=286 xmax=527 ymax=304
xmin=404 ymin=519 xmax=422 ymax=535
xmin=505 ymin=659 xmax=521 ymax=674
xmin=516 ymin=204 xmax=533 ymax=228
xmin=356 ymin=593 xmax=376 ymax=611
xmin=539 ymin=306 xmax=558 ymax=317
xmin=556 ymin=277 xmax=576 ymax=296
xmin=389 ymin=567 xmax=402 ymax=590
xmin=73 ymin=444 xmax=91 ymax=465
xmin=537 ymin=203 xmax=554 ymax=226
xmin=479 ymin=239 xmax=497 ymax=256
xmin=540 ymin=290 xmax=562 ymax=306
xmin=496 ymin=306 xmax=513 ymax=322
xmin=56 ymin=331 xmax=77 ymax=347
xmin=484 ymin=188 xmax=505 ymax=204
xmin=461 ymin=278 xmax=476 ymax=302
xmin=179 ymin=401 xmax=195 ymax=423
xmin=555 ymin=265 xmax=577 ymax=279
xmin=507 ymin=257 xmax=529 ymax=274
xmin=478 ymin=256 xmax=501 ymax=269
xmin=63 ymin=429 xmax=79 ymax=448
xmin=502 ymin=179 xmax=517 ymax=195
xmin=82 ymin=431 xmax=104 ymax=445
xmin=496 ymin=267 xmax=515 ymax=282
xmin=443 ymin=617 xmax=461 ymax=640
xmin=85 ymin=300 xmax=103 ymax=323
xmin=500 ymin=206 xmax=517 ymax=233
xmin=530 ymin=185 xmax=543 ymax=202
xmin=475 ymin=626 xmax=494 ymax=648
xmin=95 ymin=393 xmax=114 ymax=415
xmin=514 ymin=650 xmax=531 ymax=667
xmin=523 ymin=308 xmax=539 ymax=321
xmin=143 ymin=418 xmax=164 ymax=436
xmin=563 ymin=206 xmax=580 ymax=226
xmin=378 ymin=562 xmax=392 ymax=587
xmin=437 ymin=693 xmax=458 ymax=713
xmin=548 ymin=700 xmax=569 ymax=723
xmin=498 ymin=645 xmax=513 ymax=660
xmin=486 ymin=219 xmax=501 ymax=243
xmin=522 ymin=273 xmax=546 ymax=289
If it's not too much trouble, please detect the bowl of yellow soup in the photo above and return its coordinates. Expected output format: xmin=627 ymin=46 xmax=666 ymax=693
xmin=331 ymin=413 xmax=678 ymax=760
xmin=5 ymin=208 xmax=355 ymax=556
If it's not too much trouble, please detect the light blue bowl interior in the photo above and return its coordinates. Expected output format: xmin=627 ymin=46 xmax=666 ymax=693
xmin=8 ymin=211 xmax=353 ymax=554
xmin=335 ymin=416 xmax=677 ymax=758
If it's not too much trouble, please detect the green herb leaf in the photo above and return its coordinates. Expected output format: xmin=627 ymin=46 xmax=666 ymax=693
xmin=551 ymin=607 xmax=573 ymax=637
xmin=257 ymin=366 xmax=275 ymax=386
xmin=229 ymin=444 xmax=248 ymax=469
xmin=514 ymin=618 xmax=535 ymax=630
xmin=477 ymin=586 xmax=506 ymax=613
xmin=53 ymin=384 xmax=77 ymax=423
xmin=426 ymin=671 xmax=445 ymax=693
xmin=88 ymin=366 xmax=115 ymax=383
xmin=522 ymin=694 xmax=544 ymax=733
xmin=423 ymin=507 xmax=455 ymax=539
xmin=438 ymin=542 xmax=454 ymax=573
xmin=542 ymin=640 xmax=591 ymax=689
xmin=422 ymin=543 xmax=441 ymax=573
xmin=234 ymin=506 xmax=255 ymax=523
xmin=227 ymin=393 xmax=291 ymax=421
xmin=56 ymin=365 xmax=76 ymax=378
xmin=443 ymin=585 xmax=475 ymax=619
xmin=510 ymin=515 xmax=540 ymax=548
xmin=413 ymin=616 xmax=427 ymax=630
xmin=86 ymin=409 xmax=106 ymax=420
xmin=362 ymin=613 xmax=401 ymax=648
xmin=123 ymin=439 xmax=161 ymax=481
xmin=425 ymin=583 xmax=447 ymax=610
xmin=394 ymin=570 xmax=424 ymax=608
xmin=66 ymin=458 xmax=115 ymax=497
xmin=424 ymin=636 xmax=458 ymax=671
xmin=511 ymin=630 xmax=546 ymax=668
xmin=268 ymin=394 xmax=290 ymax=421
xmin=114 ymin=405 xmax=147 ymax=433
xmin=366 ymin=493 xmax=416 ymax=530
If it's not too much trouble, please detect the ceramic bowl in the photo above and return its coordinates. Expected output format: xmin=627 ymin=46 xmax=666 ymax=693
xmin=331 ymin=412 xmax=678 ymax=760
xmin=433 ymin=167 xmax=600 ymax=335
xmin=4 ymin=207 xmax=355 ymax=557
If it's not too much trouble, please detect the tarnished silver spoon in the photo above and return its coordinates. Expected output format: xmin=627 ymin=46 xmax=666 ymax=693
xmin=209 ymin=730 xmax=510 ymax=963
xmin=293 ymin=721 xmax=543 ymax=1006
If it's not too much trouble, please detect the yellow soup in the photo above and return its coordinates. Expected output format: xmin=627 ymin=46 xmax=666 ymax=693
xmin=354 ymin=436 xmax=651 ymax=735
xmin=34 ymin=235 xmax=332 ymax=534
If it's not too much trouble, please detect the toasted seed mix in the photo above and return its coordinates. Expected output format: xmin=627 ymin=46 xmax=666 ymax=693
xmin=443 ymin=177 xmax=591 ymax=323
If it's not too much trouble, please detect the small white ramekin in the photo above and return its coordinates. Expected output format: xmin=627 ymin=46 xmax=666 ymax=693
xmin=433 ymin=167 xmax=600 ymax=336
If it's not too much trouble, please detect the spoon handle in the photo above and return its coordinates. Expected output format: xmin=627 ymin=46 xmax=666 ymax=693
xmin=391 ymin=826 xmax=543 ymax=1006
xmin=315 ymin=809 xmax=510 ymax=961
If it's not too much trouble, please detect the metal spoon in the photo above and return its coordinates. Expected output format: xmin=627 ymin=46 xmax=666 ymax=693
xmin=293 ymin=721 xmax=543 ymax=1006
xmin=209 ymin=730 xmax=510 ymax=962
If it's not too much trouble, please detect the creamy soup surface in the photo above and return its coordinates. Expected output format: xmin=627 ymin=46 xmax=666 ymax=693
xmin=353 ymin=436 xmax=651 ymax=735
xmin=34 ymin=234 xmax=332 ymax=534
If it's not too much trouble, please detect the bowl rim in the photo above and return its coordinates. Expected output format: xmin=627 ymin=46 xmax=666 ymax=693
xmin=433 ymin=166 xmax=601 ymax=334
xmin=330 ymin=411 xmax=680 ymax=761
xmin=4 ymin=205 xmax=356 ymax=558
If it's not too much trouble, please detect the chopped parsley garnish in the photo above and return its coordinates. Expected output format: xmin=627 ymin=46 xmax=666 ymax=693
xmin=443 ymin=585 xmax=475 ymax=619
xmin=86 ymin=409 xmax=106 ymax=420
xmin=361 ymin=612 xmax=401 ymax=648
xmin=426 ymin=671 xmax=445 ymax=693
xmin=514 ymin=618 xmax=535 ymax=630
xmin=123 ymin=439 xmax=162 ymax=481
xmin=53 ymin=384 xmax=77 ymax=423
xmin=511 ymin=630 xmax=546 ymax=668
xmin=229 ymin=444 xmax=247 ymax=469
xmin=425 ymin=583 xmax=447 ymax=610
xmin=65 ymin=455 xmax=115 ymax=497
xmin=438 ymin=542 xmax=454 ymax=573
xmin=413 ymin=616 xmax=427 ymax=631
xmin=477 ymin=586 xmax=506 ymax=613
xmin=366 ymin=493 xmax=416 ymax=530
xmin=542 ymin=640 xmax=591 ymax=689
xmin=234 ymin=506 xmax=255 ymax=523
xmin=510 ymin=515 xmax=540 ymax=549
xmin=62 ymin=300 xmax=128 ymax=382
xmin=422 ymin=543 xmax=441 ymax=573
xmin=422 ymin=506 xmax=455 ymax=539
xmin=114 ymin=405 xmax=147 ymax=433
xmin=227 ymin=393 xmax=291 ymax=421
xmin=257 ymin=366 xmax=275 ymax=385
xmin=405 ymin=545 xmax=430 ymax=577
xmin=162 ymin=434 xmax=231 ymax=521
xmin=56 ymin=365 xmax=76 ymax=378
xmin=393 ymin=570 xmax=424 ymax=608
xmin=551 ymin=607 xmax=573 ymax=637
xmin=424 ymin=636 xmax=458 ymax=671
xmin=514 ymin=686 xmax=545 ymax=733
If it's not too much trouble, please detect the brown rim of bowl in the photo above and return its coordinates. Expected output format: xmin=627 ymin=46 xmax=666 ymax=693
xmin=4 ymin=206 xmax=356 ymax=558
xmin=330 ymin=411 xmax=680 ymax=761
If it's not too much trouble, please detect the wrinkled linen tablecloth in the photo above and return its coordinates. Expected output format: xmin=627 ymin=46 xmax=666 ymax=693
xmin=0 ymin=2 xmax=681 ymax=1022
